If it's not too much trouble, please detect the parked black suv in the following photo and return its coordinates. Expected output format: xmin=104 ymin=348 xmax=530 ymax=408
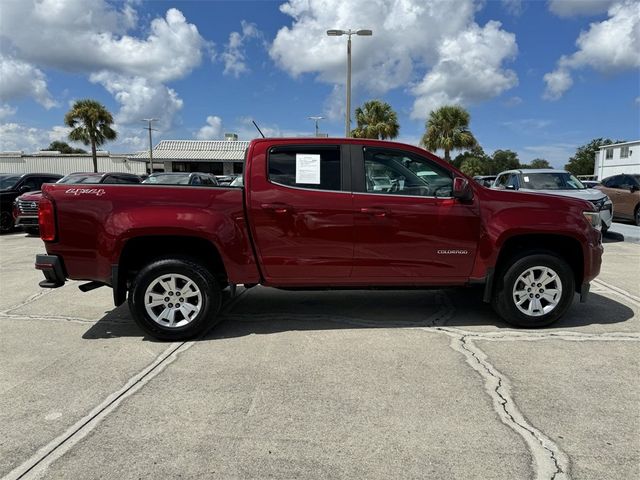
xmin=1 ymin=173 xmax=63 ymax=233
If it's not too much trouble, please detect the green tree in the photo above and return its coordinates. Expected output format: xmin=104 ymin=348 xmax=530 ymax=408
xmin=420 ymin=105 xmax=477 ymax=162
xmin=490 ymin=149 xmax=520 ymax=174
xmin=460 ymin=157 xmax=486 ymax=177
xmin=564 ymin=138 xmax=619 ymax=176
xmin=452 ymin=145 xmax=489 ymax=169
xmin=64 ymin=99 xmax=117 ymax=172
xmin=522 ymin=158 xmax=551 ymax=169
xmin=43 ymin=141 xmax=87 ymax=154
xmin=351 ymin=100 xmax=400 ymax=140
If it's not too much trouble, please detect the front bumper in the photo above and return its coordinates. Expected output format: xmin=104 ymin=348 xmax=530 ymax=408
xmin=35 ymin=254 xmax=66 ymax=288
xmin=600 ymin=202 xmax=613 ymax=228
xmin=15 ymin=214 xmax=38 ymax=228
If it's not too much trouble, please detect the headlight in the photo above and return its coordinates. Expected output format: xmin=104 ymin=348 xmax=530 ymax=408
xmin=583 ymin=211 xmax=601 ymax=230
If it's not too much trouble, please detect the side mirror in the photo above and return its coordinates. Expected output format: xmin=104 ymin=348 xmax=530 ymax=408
xmin=505 ymin=184 xmax=517 ymax=190
xmin=631 ymin=185 xmax=639 ymax=193
xmin=19 ymin=185 xmax=31 ymax=193
xmin=452 ymin=177 xmax=473 ymax=202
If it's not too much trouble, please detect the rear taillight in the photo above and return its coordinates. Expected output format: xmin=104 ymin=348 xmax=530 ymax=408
xmin=39 ymin=197 xmax=56 ymax=241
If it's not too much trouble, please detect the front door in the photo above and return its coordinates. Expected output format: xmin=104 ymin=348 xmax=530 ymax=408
xmin=351 ymin=145 xmax=480 ymax=283
xmin=248 ymin=144 xmax=354 ymax=284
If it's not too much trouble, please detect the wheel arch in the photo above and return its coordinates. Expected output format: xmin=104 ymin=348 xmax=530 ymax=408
xmin=487 ymin=233 xmax=584 ymax=300
xmin=114 ymin=235 xmax=228 ymax=306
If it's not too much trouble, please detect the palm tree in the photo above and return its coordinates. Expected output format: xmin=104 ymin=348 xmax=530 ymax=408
xmin=421 ymin=105 xmax=477 ymax=162
xmin=351 ymin=100 xmax=400 ymax=140
xmin=65 ymin=99 xmax=117 ymax=172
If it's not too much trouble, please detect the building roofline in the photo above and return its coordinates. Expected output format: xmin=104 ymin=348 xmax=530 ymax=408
xmin=598 ymin=140 xmax=640 ymax=149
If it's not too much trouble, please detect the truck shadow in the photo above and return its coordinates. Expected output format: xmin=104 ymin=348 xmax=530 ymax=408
xmin=83 ymin=287 xmax=636 ymax=341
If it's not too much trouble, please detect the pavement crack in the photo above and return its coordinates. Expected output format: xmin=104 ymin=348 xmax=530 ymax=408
xmin=0 ymin=289 xmax=53 ymax=315
xmin=449 ymin=333 xmax=570 ymax=480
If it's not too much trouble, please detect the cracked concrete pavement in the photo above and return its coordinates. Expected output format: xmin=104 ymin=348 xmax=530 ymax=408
xmin=0 ymin=231 xmax=638 ymax=479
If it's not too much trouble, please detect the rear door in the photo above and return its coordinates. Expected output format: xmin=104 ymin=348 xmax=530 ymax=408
xmin=247 ymin=143 xmax=353 ymax=283
xmin=351 ymin=145 xmax=480 ymax=283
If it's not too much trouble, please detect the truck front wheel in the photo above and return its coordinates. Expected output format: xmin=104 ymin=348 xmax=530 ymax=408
xmin=128 ymin=257 xmax=222 ymax=341
xmin=492 ymin=253 xmax=575 ymax=328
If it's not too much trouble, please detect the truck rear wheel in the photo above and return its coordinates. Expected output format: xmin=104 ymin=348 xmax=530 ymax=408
xmin=492 ymin=253 xmax=575 ymax=328
xmin=128 ymin=257 xmax=222 ymax=341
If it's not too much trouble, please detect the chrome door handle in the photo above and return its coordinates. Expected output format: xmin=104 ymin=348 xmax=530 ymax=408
xmin=360 ymin=207 xmax=388 ymax=217
xmin=261 ymin=203 xmax=291 ymax=214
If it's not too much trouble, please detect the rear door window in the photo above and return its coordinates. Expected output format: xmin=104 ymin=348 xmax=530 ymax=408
xmin=268 ymin=146 xmax=342 ymax=191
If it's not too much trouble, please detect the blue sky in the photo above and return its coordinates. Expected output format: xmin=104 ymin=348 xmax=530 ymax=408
xmin=0 ymin=0 xmax=638 ymax=167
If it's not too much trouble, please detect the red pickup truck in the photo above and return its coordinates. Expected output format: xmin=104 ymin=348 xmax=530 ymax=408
xmin=35 ymin=138 xmax=603 ymax=340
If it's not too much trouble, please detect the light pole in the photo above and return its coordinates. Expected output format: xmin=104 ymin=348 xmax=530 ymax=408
xmin=142 ymin=118 xmax=158 ymax=174
xmin=308 ymin=116 xmax=324 ymax=137
xmin=326 ymin=29 xmax=372 ymax=137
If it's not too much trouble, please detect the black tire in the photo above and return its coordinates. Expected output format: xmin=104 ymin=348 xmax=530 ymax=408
xmin=492 ymin=253 xmax=575 ymax=328
xmin=0 ymin=211 xmax=14 ymax=234
xmin=24 ymin=227 xmax=40 ymax=236
xmin=128 ymin=257 xmax=222 ymax=341
xmin=600 ymin=221 xmax=608 ymax=235
xmin=635 ymin=205 xmax=640 ymax=226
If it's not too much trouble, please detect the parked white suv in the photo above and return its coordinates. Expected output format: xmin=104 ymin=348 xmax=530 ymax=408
xmin=492 ymin=169 xmax=613 ymax=232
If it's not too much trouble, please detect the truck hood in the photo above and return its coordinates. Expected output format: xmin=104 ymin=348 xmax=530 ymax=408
xmin=518 ymin=188 xmax=609 ymax=202
xmin=16 ymin=191 xmax=43 ymax=202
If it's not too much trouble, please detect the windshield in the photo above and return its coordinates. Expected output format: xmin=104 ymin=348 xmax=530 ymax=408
xmin=143 ymin=174 xmax=191 ymax=185
xmin=0 ymin=175 xmax=21 ymax=190
xmin=520 ymin=172 xmax=585 ymax=190
xmin=58 ymin=174 xmax=103 ymax=184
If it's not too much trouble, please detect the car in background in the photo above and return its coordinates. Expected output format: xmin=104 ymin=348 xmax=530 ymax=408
xmin=143 ymin=172 xmax=219 ymax=186
xmin=215 ymin=175 xmax=237 ymax=186
xmin=581 ymin=180 xmax=601 ymax=189
xmin=13 ymin=172 xmax=141 ymax=235
xmin=596 ymin=174 xmax=640 ymax=226
xmin=229 ymin=175 xmax=243 ymax=187
xmin=473 ymin=175 xmax=497 ymax=187
xmin=492 ymin=169 xmax=614 ymax=232
xmin=1 ymin=173 xmax=63 ymax=233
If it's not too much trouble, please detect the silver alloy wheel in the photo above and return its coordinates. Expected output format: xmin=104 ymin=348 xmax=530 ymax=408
xmin=512 ymin=266 xmax=562 ymax=317
xmin=144 ymin=273 xmax=202 ymax=328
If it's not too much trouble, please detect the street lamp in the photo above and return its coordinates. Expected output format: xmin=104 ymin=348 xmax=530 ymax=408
xmin=326 ymin=29 xmax=372 ymax=137
xmin=142 ymin=118 xmax=158 ymax=174
xmin=308 ymin=116 xmax=324 ymax=137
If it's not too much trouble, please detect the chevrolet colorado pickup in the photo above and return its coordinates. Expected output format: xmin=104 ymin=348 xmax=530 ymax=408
xmin=35 ymin=138 xmax=603 ymax=340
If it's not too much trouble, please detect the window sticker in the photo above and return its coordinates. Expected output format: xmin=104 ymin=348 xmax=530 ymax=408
xmin=296 ymin=153 xmax=321 ymax=184
xmin=523 ymin=176 xmax=530 ymax=182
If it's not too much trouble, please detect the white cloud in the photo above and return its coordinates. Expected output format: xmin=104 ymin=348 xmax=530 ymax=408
xmin=548 ymin=0 xmax=616 ymax=17
xmin=222 ymin=21 xmax=263 ymax=77
xmin=411 ymin=21 xmax=518 ymax=117
xmin=544 ymin=1 xmax=639 ymax=99
xmin=521 ymin=143 xmax=576 ymax=168
xmin=0 ymin=122 xmax=76 ymax=152
xmin=503 ymin=96 xmax=523 ymax=107
xmin=502 ymin=0 xmax=523 ymax=16
xmin=502 ymin=119 xmax=552 ymax=130
xmin=0 ymin=55 xmax=56 ymax=108
xmin=542 ymin=68 xmax=573 ymax=100
xmin=0 ymin=1 xmax=207 ymax=127
xmin=0 ymin=104 xmax=17 ymax=120
xmin=0 ymin=4 xmax=205 ymax=83
xmin=89 ymin=73 xmax=183 ymax=130
xmin=196 ymin=116 xmax=223 ymax=139
xmin=270 ymin=0 xmax=518 ymax=119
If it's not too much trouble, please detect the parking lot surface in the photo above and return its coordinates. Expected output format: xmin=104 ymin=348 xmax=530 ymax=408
xmin=1 ymin=230 xmax=638 ymax=479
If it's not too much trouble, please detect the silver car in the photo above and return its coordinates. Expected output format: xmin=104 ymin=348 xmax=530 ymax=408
xmin=492 ymin=169 xmax=613 ymax=232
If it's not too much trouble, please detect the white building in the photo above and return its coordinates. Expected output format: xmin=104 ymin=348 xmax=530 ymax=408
xmin=131 ymin=136 xmax=250 ymax=175
xmin=0 ymin=150 xmax=148 ymax=175
xmin=594 ymin=140 xmax=640 ymax=180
